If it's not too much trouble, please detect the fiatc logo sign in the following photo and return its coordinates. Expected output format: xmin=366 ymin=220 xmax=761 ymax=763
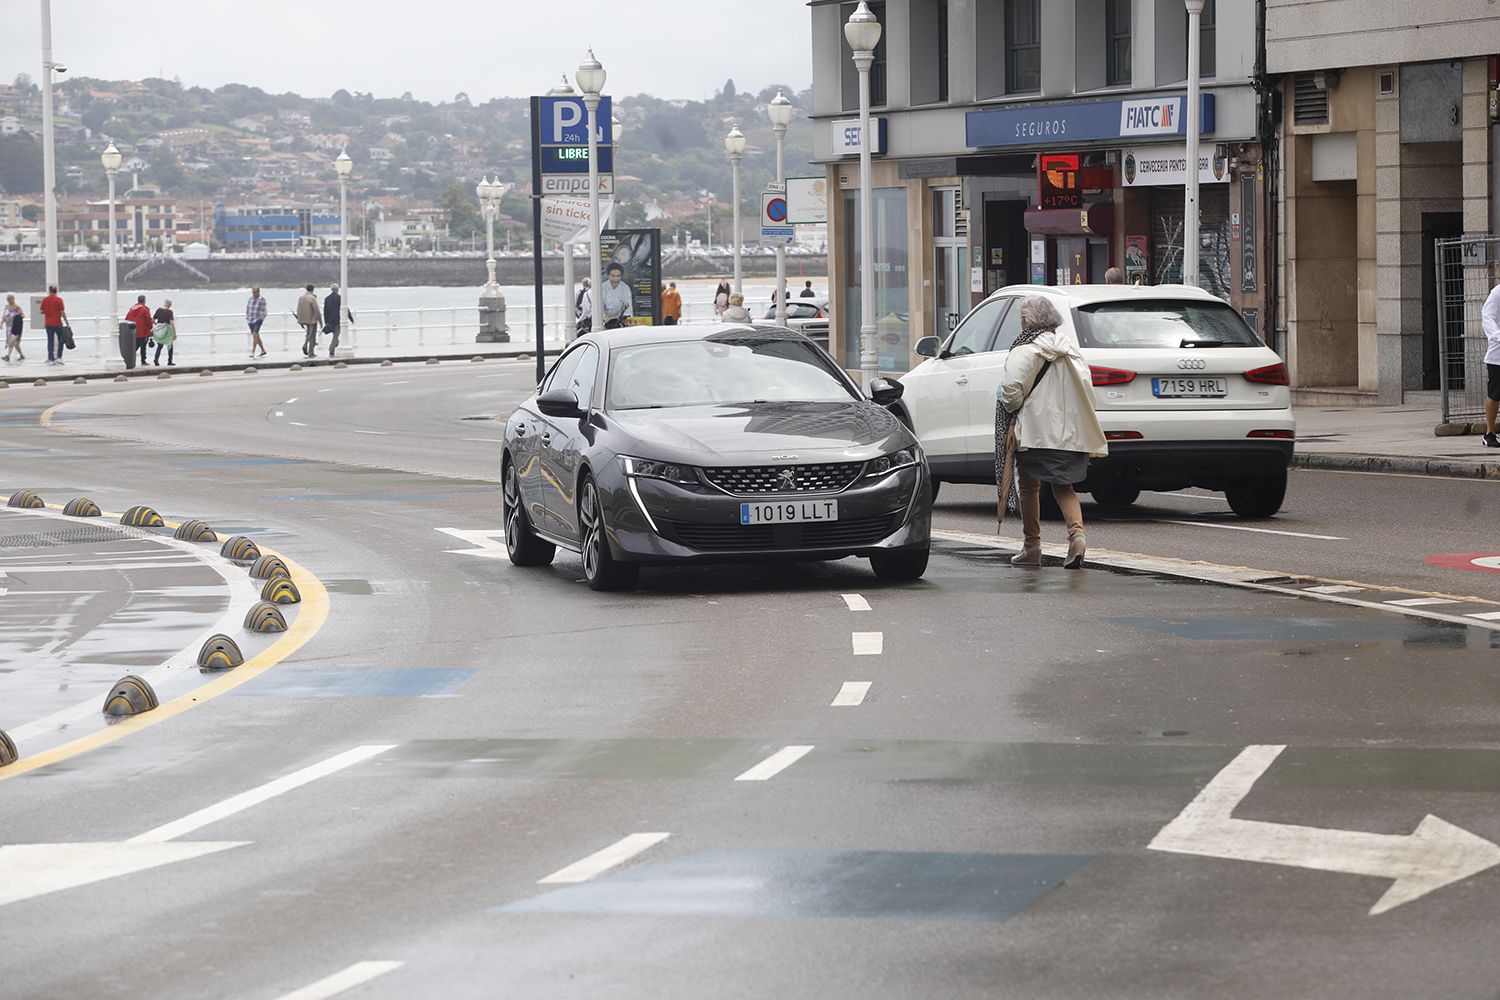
xmin=1120 ymin=98 xmax=1184 ymax=137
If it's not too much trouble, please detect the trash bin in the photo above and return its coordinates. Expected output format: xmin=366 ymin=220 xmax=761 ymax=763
xmin=119 ymin=322 xmax=136 ymax=369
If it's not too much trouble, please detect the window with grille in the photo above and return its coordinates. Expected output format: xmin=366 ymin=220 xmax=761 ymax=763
xmin=1007 ymin=0 xmax=1040 ymax=94
xmin=1106 ymin=0 xmax=1132 ymax=87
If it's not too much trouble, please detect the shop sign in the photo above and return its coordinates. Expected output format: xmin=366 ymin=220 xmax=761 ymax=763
xmin=1038 ymin=152 xmax=1082 ymax=210
xmin=833 ymin=117 xmax=888 ymax=156
xmin=1121 ymin=144 xmax=1229 ymax=187
xmin=967 ymin=95 xmax=1215 ymax=149
xmin=786 ymin=177 xmax=829 ymax=225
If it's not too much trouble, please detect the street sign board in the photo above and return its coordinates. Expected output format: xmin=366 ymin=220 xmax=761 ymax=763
xmin=762 ymin=191 xmax=789 ymax=227
xmin=540 ymin=174 xmax=614 ymax=196
xmin=539 ymin=144 xmax=614 ymax=175
xmin=537 ymin=96 xmax=613 ymax=146
xmin=760 ymin=226 xmax=795 ymax=246
xmin=786 ymin=177 xmax=828 ymax=225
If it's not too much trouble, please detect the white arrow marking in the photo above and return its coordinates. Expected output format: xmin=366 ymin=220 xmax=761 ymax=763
xmin=435 ymin=527 xmax=509 ymax=560
xmin=1150 ymin=744 xmax=1500 ymax=914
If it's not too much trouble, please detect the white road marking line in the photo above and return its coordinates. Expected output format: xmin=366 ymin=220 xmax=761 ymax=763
xmin=852 ymin=631 xmax=883 ymax=655
xmin=831 ymin=681 xmax=871 ymax=707
xmin=1305 ymin=585 xmax=1365 ymax=594
xmin=1467 ymin=611 xmax=1500 ymax=621
xmin=381 ymin=380 xmax=409 ymax=385
xmin=0 ymin=841 xmax=249 ymax=908
xmin=272 ymin=961 xmax=404 ymax=1000
xmin=841 ymin=594 xmax=871 ymax=612
xmin=130 ymin=745 xmax=396 ymax=844
xmin=289 ymin=421 xmax=308 ymax=427
xmin=284 ymin=397 xmax=299 ymax=404
xmin=735 ymin=745 xmax=814 ymax=781
xmin=476 ymin=374 xmax=508 ymax=379
xmin=1158 ymin=519 xmax=1347 ymax=541
xmin=317 ymin=388 xmax=336 ymax=393
xmin=273 ymin=410 xmax=284 ymax=417
xmin=537 ymin=833 xmax=670 ymax=884
xmin=352 ymin=429 xmax=388 ymax=436
xmin=1385 ymin=597 xmax=1459 ymax=607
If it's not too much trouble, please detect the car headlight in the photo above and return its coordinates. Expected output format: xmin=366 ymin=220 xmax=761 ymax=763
xmin=620 ymin=456 xmax=700 ymax=485
xmin=863 ymin=447 xmax=918 ymax=479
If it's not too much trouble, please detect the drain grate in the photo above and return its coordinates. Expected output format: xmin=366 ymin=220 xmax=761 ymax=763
xmin=0 ymin=524 xmax=140 ymax=549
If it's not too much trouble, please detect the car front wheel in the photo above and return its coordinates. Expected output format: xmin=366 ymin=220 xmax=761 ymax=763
xmin=503 ymin=459 xmax=555 ymax=567
xmin=579 ymin=474 xmax=640 ymax=592
xmin=1225 ymin=472 xmax=1287 ymax=519
xmin=870 ymin=547 xmax=930 ymax=582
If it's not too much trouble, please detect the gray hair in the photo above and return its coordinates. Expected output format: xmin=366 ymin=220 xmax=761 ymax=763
xmin=1018 ymin=296 xmax=1064 ymax=334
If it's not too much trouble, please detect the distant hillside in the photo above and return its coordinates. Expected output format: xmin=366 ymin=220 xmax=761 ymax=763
xmin=0 ymin=74 xmax=817 ymax=240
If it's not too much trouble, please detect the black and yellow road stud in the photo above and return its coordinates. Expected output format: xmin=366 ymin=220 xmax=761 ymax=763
xmin=103 ymin=675 xmax=159 ymax=717
xmin=261 ymin=577 xmax=301 ymax=605
xmin=221 ymin=535 xmax=261 ymax=561
xmin=120 ymin=505 xmax=165 ymax=528
xmin=63 ymin=497 xmax=102 ymax=518
xmin=0 ymin=729 xmax=17 ymax=767
xmin=244 ymin=601 xmax=288 ymax=633
xmin=7 ymin=490 xmax=44 ymax=509
xmin=175 ymin=519 xmax=219 ymax=543
xmin=197 ymin=634 xmax=244 ymax=670
xmin=249 ymin=554 xmax=291 ymax=580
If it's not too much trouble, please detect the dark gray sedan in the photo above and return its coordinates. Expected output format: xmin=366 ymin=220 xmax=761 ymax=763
xmin=501 ymin=324 xmax=932 ymax=591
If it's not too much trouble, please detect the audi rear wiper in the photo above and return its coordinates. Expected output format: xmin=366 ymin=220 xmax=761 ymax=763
xmin=1179 ymin=339 xmax=1227 ymax=348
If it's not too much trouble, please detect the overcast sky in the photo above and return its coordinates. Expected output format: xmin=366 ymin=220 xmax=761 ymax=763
xmin=14 ymin=1 xmax=814 ymax=103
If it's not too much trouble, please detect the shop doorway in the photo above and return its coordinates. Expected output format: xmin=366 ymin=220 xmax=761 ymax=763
xmin=934 ymin=244 xmax=967 ymax=338
xmin=1421 ymin=212 xmax=1463 ymax=390
xmin=983 ymin=199 xmax=1028 ymax=292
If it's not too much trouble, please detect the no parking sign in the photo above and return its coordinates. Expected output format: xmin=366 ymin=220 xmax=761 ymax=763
xmin=761 ymin=190 xmax=794 ymax=246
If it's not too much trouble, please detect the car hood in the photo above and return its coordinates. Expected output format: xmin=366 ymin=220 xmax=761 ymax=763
xmin=607 ymin=400 xmax=911 ymax=465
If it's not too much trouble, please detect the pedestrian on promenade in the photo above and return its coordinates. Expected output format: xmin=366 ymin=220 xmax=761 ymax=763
xmin=714 ymin=280 xmax=730 ymax=317
xmin=1104 ymin=267 xmax=1125 ymax=284
xmin=151 ymin=298 xmax=176 ymax=366
xmin=1482 ymin=269 xmax=1500 ymax=448
xmin=323 ymin=283 xmax=344 ymax=357
xmin=600 ymin=263 xmax=632 ymax=330
xmin=246 ymin=286 xmax=268 ymax=357
xmin=800 ymin=280 xmax=816 ymax=298
xmin=126 ymin=294 xmax=153 ymax=366
xmin=2 ymin=293 xmax=24 ymax=362
xmin=722 ymin=292 xmax=752 ymax=323
xmin=296 ymin=284 xmax=319 ymax=357
xmin=996 ymin=295 xmax=1107 ymax=570
xmin=575 ymin=278 xmax=591 ymax=336
xmin=40 ymin=285 xmax=68 ymax=366
xmin=661 ymin=281 xmax=682 ymax=326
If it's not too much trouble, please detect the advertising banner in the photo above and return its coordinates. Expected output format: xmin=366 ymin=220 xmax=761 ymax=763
xmin=599 ymin=228 xmax=662 ymax=327
xmin=1121 ymin=145 xmax=1229 ymax=187
xmin=786 ymin=177 xmax=829 ymax=225
xmin=540 ymin=197 xmax=612 ymax=245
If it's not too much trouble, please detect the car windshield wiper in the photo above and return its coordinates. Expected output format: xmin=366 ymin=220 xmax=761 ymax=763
xmin=1179 ymin=338 xmax=1227 ymax=348
xmin=614 ymin=403 xmax=674 ymax=410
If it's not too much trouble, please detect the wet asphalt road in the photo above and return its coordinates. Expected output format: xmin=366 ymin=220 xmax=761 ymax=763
xmin=2 ymin=363 xmax=1500 ymax=999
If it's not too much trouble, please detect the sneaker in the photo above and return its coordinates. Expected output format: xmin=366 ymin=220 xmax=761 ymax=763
xmin=1484 ymin=432 xmax=1500 ymax=448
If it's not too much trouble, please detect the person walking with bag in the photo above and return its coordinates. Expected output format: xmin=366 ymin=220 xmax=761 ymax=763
xmin=296 ymin=284 xmax=320 ymax=357
xmin=152 ymin=298 xmax=176 ymax=366
xmin=39 ymin=285 xmax=69 ymax=366
xmin=3 ymin=294 xmax=24 ymax=362
xmin=126 ymin=294 xmax=153 ymax=366
xmin=996 ymin=295 xmax=1107 ymax=569
xmin=323 ymin=283 xmax=345 ymax=357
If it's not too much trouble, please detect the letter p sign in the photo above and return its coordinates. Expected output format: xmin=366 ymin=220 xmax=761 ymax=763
xmin=553 ymin=101 xmax=582 ymax=142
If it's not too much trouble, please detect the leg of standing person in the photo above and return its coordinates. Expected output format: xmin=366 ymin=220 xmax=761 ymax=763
xmin=138 ymin=338 xmax=148 ymax=364
xmin=1053 ymin=483 xmax=1086 ymax=568
xmin=45 ymin=326 xmax=58 ymax=364
xmin=328 ymin=325 xmax=340 ymax=357
xmin=167 ymin=343 xmax=174 ymax=365
xmin=1011 ymin=471 xmax=1043 ymax=566
xmin=1484 ymin=365 xmax=1499 ymax=445
xmin=153 ymin=341 xmax=163 ymax=366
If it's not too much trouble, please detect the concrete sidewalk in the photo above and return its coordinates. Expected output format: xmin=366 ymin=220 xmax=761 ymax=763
xmin=1294 ymin=403 xmax=1500 ymax=479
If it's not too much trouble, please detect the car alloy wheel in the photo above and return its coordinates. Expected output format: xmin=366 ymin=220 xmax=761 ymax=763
xmin=579 ymin=474 xmax=639 ymax=591
xmin=503 ymin=460 xmax=555 ymax=567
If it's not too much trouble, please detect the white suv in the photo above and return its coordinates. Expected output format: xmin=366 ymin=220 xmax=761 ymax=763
xmin=895 ymin=284 xmax=1295 ymax=518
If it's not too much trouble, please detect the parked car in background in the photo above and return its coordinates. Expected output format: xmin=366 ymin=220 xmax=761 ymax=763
xmin=762 ymin=298 xmax=830 ymax=353
xmin=893 ymin=284 xmax=1295 ymax=518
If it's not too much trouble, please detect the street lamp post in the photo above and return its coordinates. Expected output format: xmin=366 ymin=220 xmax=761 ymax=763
xmin=576 ymin=49 xmax=607 ymax=335
xmin=334 ymin=148 xmax=353 ymax=338
xmin=724 ymin=125 xmax=746 ymax=297
xmin=767 ymin=90 xmax=795 ymax=327
xmin=476 ymin=176 xmax=509 ymax=342
xmin=40 ymin=0 xmax=63 ymax=291
xmin=101 ymin=143 xmax=121 ymax=333
xmin=1183 ymin=0 xmax=1206 ymax=287
xmin=846 ymin=1 xmax=882 ymax=390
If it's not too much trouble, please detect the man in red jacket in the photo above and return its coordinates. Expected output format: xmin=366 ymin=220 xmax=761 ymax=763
xmin=39 ymin=284 xmax=68 ymax=366
xmin=125 ymin=294 xmax=152 ymax=366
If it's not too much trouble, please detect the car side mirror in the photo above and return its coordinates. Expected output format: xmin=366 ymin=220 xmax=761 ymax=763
xmin=536 ymin=388 xmax=583 ymax=418
xmin=868 ymin=377 xmax=904 ymax=407
xmin=915 ymin=337 xmax=940 ymax=358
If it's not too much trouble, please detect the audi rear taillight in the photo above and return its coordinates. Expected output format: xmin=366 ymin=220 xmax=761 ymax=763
xmin=1247 ymin=429 xmax=1294 ymax=439
xmin=1244 ymin=363 xmax=1289 ymax=385
xmin=1104 ymin=430 xmax=1144 ymax=441
xmin=1091 ymin=365 xmax=1137 ymax=386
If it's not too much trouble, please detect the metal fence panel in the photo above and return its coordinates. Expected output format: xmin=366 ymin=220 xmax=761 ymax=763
xmin=1434 ymin=235 xmax=1498 ymax=425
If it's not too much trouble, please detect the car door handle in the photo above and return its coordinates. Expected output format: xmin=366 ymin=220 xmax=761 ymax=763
xmin=955 ymin=375 xmax=969 ymax=385
xmin=515 ymin=423 xmax=527 ymax=436
xmin=541 ymin=433 xmax=552 ymax=446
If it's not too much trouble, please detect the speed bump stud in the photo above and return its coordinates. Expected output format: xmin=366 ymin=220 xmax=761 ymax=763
xmin=0 ymin=729 xmax=17 ymax=766
xmin=244 ymin=601 xmax=287 ymax=633
xmin=114 ymin=374 xmax=128 ymax=383
xmin=199 ymin=369 xmax=214 ymax=377
xmin=380 ymin=359 xmax=393 ymax=367
xmin=290 ymin=364 xmax=303 ymax=372
xmin=261 ymin=577 xmax=301 ymax=604
xmin=63 ymin=497 xmax=102 ymax=518
xmin=249 ymin=554 xmax=290 ymax=580
xmin=120 ymin=505 xmax=164 ymax=528
xmin=175 ymin=519 xmax=218 ymax=543
xmin=197 ymin=634 xmax=244 ymax=670
xmin=103 ymin=675 xmax=159 ymax=717
xmin=334 ymin=361 xmax=348 ymax=369
xmin=73 ymin=376 xmax=87 ymax=385
xmin=472 ymin=356 xmax=484 ymax=363
xmin=33 ymin=378 xmax=45 ymax=386
xmin=244 ymin=367 xmax=257 ymax=374
xmin=426 ymin=357 xmax=439 ymax=365
xmin=158 ymin=372 xmax=170 ymax=380
xmin=7 ymin=490 xmax=44 ymax=509
xmin=220 ymin=535 xmax=261 ymax=561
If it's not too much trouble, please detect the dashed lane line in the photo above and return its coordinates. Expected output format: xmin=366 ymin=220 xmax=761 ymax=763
xmin=1305 ymin=585 xmax=1364 ymax=594
xmin=735 ymin=745 xmax=815 ymax=782
xmin=1157 ymin=519 xmax=1347 ymax=541
xmin=272 ymin=961 xmax=404 ymax=1000
xmin=289 ymin=421 xmax=308 ymax=427
xmin=841 ymin=593 xmax=871 ymax=612
xmin=1384 ymin=597 xmax=1460 ymax=608
xmin=381 ymin=380 xmax=409 ymax=385
xmin=831 ymin=681 xmax=872 ymax=707
xmin=352 ymin=429 xmax=388 ymax=436
xmin=537 ymin=833 xmax=671 ymax=884
xmin=852 ymin=631 xmax=883 ymax=655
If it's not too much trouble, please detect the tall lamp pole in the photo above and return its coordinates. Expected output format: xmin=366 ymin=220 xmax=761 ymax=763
xmin=577 ymin=49 xmax=607 ymax=335
xmin=725 ymin=125 xmax=746 ymax=297
xmin=334 ymin=148 xmax=353 ymax=333
xmin=548 ymin=76 xmax=579 ymax=340
xmin=40 ymin=0 xmax=63 ymax=290
xmin=101 ymin=143 xmax=121 ymax=329
xmin=767 ymin=90 xmax=794 ymax=327
xmin=478 ymin=176 xmax=499 ymax=290
xmin=846 ymin=1 xmax=882 ymax=389
xmin=1183 ymin=0 xmax=1205 ymax=287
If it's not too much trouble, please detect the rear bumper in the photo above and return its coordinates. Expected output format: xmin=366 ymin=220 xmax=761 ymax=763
xmin=1081 ymin=440 xmax=1294 ymax=492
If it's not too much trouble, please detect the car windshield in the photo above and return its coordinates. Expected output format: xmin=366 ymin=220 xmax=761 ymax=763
xmin=1074 ymin=300 xmax=1261 ymax=349
xmin=608 ymin=336 xmax=857 ymax=409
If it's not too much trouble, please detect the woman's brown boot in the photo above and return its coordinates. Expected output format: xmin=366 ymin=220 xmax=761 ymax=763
xmin=1063 ymin=533 xmax=1087 ymax=569
xmin=1010 ymin=543 xmax=1042 ymax=567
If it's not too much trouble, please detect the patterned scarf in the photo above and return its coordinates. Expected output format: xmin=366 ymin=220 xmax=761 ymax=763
xmin=993 ymin=327 xmax=1050 ymax=523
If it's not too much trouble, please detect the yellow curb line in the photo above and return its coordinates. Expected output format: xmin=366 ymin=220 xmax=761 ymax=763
xmin=0 ymin=504 xmax=329 ymax=781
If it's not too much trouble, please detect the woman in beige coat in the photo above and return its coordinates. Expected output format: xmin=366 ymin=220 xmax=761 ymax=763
xmin=997 ymin=295 xmax=1107 ymax=568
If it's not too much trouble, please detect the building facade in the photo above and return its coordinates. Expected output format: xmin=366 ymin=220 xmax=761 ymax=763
xmin=809 ymin=0 xmax=1267 ymax=374
xmin=52 ymin=195 xmax=186 ymax=249
xmin=1267 ymin=2 xmax=1500 ymax=402
xmin=214 ymin=206 xmax=345 ymax=248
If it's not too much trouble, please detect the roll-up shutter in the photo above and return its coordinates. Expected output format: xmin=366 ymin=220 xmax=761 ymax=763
xmin=1148 ymin=185 xmax=1232 ymax=301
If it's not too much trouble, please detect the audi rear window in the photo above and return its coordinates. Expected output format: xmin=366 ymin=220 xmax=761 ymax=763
xmin=1074 ymin=300 xmax=1260 ymax=349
